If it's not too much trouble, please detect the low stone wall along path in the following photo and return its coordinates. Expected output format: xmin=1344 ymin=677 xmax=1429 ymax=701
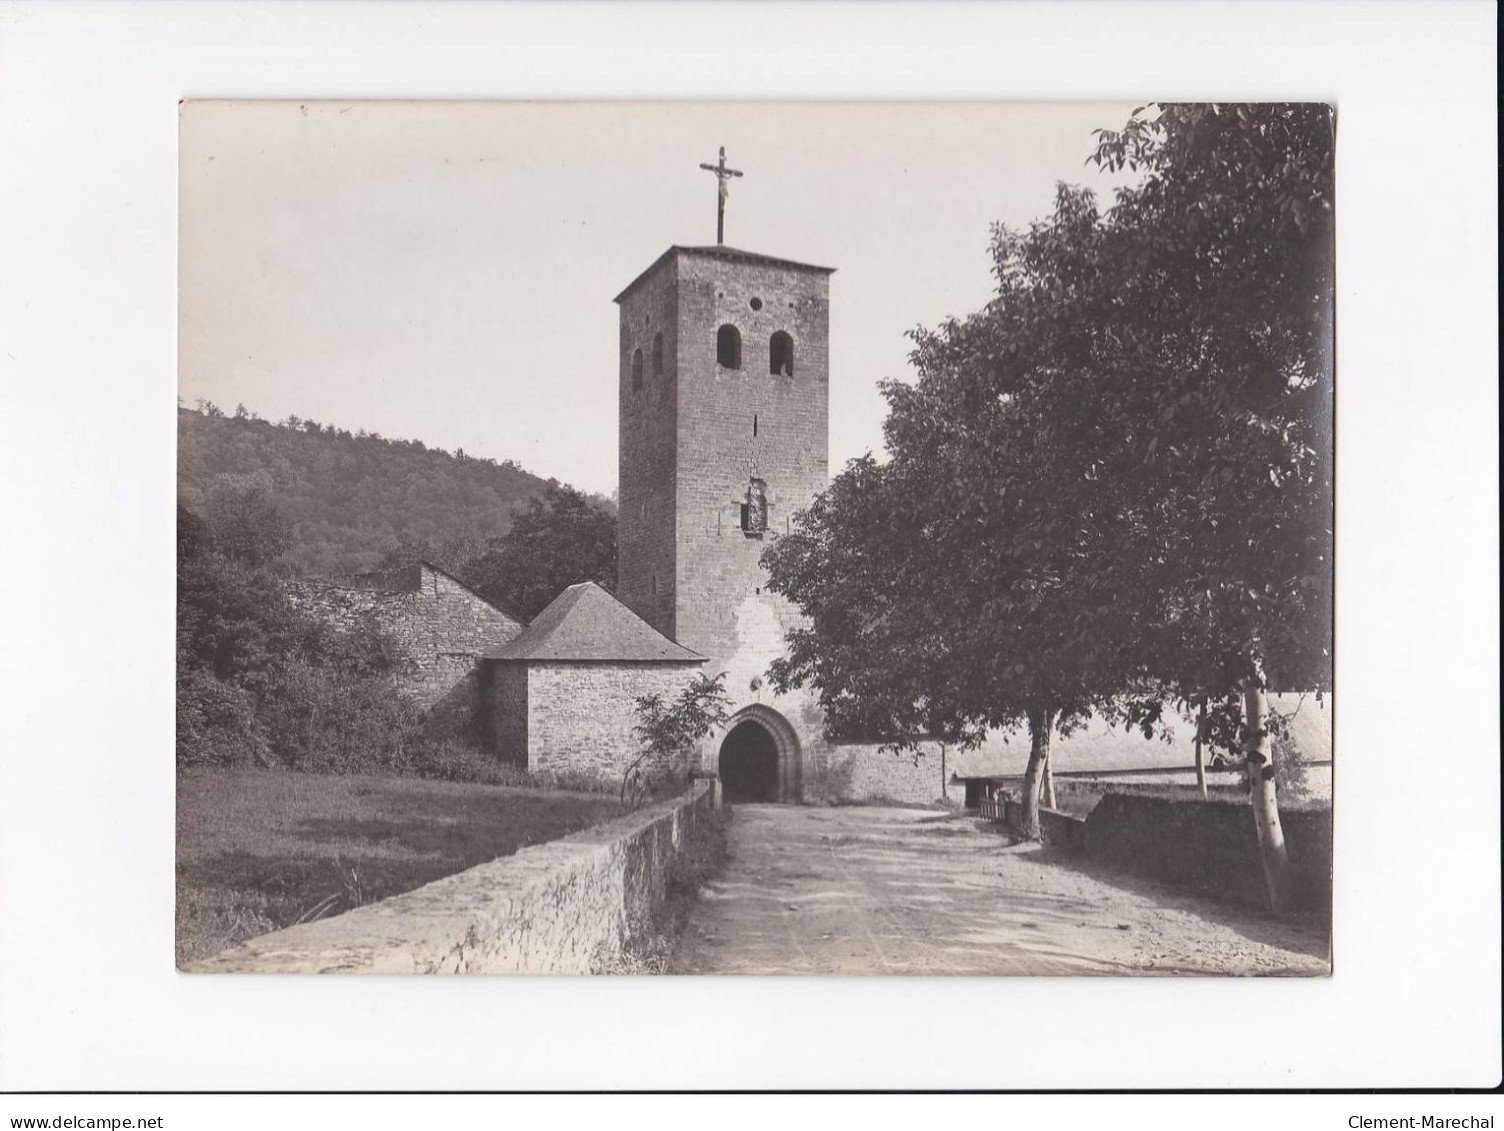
xmin=670 ymin=805 xmax=1330 ymax=976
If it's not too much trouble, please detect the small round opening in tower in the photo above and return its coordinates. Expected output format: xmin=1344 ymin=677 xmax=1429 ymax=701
xmin=749 ymin=296 xmax=763 ymax=311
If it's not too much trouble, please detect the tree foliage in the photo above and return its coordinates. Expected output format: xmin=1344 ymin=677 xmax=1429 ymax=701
xmin=763 ymin=455 xmax=979 ymax=749
xmin=624 ymin=673 xmax=732 ymax=807
xmin=177 ymin=489 xmax=419 ymax=773
xmin=1086 ymin=104 xmax=1335 ymax=712
xmin=466 ymin=483 xmax=618 ymax=620
xmin=763 ymin=104 xmax=1333 ymax=852
xmin=178 ymin=405 xmax=609 ymax=580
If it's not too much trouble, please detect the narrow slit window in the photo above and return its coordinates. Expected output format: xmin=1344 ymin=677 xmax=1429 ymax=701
xmin=753 ymin=414 xmax=758 ymax=437
xmin=716 ymin=324 xmax=742 ymax=370
xmin=769 ymin=331 xmax=794 ymax=376
xmin=631 ymin=348 xmax=644 ymax=391
xmin=652 ymin=332 xmax=664 ymax=377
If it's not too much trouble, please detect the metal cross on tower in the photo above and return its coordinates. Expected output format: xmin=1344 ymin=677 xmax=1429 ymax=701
xmin=698 ymin=146 xmax=743 ymax=245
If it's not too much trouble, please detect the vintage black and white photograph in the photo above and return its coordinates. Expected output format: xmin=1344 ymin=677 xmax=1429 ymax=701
xmin=175 ymin=100 xmax=1334 ymax=976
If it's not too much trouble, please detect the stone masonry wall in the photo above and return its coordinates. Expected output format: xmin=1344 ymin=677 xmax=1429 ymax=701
xmin=814 ymin=740 xmax=955 ymax=806
xmin=671 ymin=254 xmax=829 ymax=686
xmin=187 ymin=784 xmax=714 ymax=974
xmin=669 ymin=253 xmax=833 ymax=793
xmin=682 ymin=596 xmax=830 ymax=800
xmin=617 ymin=261 xmax=680 ymax=640
xmin=1076 ymin=793 xmax=1333 ymax=914
xmin=524 ymin=661 xmax=704 ymax=784
xmin=490 ymin=663 xmax=529 ymax=767
xmin=288 ymin=563 xmax=524 ymax=733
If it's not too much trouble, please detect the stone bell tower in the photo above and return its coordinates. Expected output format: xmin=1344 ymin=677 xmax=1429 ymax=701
xmin=614 ymin=243 xmax=832 ymax=651
xmin=613 ymin=242 xmax=833 ymax=798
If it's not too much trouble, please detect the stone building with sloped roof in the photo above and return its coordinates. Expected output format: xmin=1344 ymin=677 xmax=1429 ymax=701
xmin=481 ymin=582 xmax=706 ymax=780
xmin=288 ymin=560 xmax=525 ymax=734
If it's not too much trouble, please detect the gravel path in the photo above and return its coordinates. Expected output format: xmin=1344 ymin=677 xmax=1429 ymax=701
xmin=669 ymin=804 xmax=1330 ymax=976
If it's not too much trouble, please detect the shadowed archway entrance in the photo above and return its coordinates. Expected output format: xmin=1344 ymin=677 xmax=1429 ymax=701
xmin=719 ymin=721 xmax=778 ymax=802
xmin=717 ymin=705 xmax=802 ymax=803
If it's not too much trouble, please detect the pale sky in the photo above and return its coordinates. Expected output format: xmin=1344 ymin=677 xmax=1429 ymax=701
xmin=180 ymin=101 xmax=1136 ymax=495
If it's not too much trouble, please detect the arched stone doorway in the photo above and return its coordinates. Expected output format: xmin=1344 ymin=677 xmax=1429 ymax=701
xmin=717 ymin=705 xmax=801 ymax=803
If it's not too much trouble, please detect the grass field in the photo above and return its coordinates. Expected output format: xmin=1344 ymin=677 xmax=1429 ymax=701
xmin=176 ymin=768 xmax=623 ymax=966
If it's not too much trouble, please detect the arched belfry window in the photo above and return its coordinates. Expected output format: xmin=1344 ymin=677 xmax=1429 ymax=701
xmin=769 ymin=331 xmax=795 ymax=376
xmin=716 ymin=324 xmax=742 ymax=370
xmin=631 ymin=348 xmax=644 ymax=391
xmin=652 ymin=332 xmax=664 ymax=378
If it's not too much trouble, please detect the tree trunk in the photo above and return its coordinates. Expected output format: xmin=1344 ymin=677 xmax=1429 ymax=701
xmin=1194 ymin=699 xmax=1209 ymax=801
xmin=1243 ymin=668 xmax=1291 ymax=914
xmin=1018 ymin=708 xmax=1054 ymax=840
xmin=1042 ymin=740 xmax=1057 ymax=810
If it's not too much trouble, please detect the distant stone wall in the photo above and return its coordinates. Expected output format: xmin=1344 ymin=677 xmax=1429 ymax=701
xmin=1051 ymin=777 xmax=1248 ymax=814
xmin=1022 ymin=792 xmax=1332 ymax=914
xmin=187 ymin=785 xmax=714 ymax=975
xmin=1037 ymin=807 xmax=1089 ymax=851
xmin=500 ymin=661 xmax=703 ymax=783
xmin=812 ymin=740 xmax=954 ymax=806
xmin=288 ymin=563 xmax=523 ymax=731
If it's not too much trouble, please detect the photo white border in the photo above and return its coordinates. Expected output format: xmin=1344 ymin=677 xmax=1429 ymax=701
xmin=0 ymin=0 xmax=1497 ymax=1091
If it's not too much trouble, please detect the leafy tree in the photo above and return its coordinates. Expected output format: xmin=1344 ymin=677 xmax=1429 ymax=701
xmin=468 ymin=484 xmax=617 ymax=620
xmin=766 ymin=105 xmax=1332 ymax=888
xmin=764 ymin=455 xmax=980 ymax=753
xmin=202 ymin=478 xmax=292 ymax=567
xmin=177 ymin=503 xmax=305 ymax=689
xmin=1080 ymin=104 xmax=1334 ymax=910
xmin=625 ymin=673 xmax=731 ymax=807
xmin=377 ymin=531 xmax=489 ymax=586
xmin=765 ymin=186 xmax=1135 ymax=839
xmin=176 ymin=498 xmax=417 ymax=772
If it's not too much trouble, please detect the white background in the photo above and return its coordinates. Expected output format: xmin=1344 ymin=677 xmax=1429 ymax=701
xmin=0 ymin=0 xmax=1497 ymax=1093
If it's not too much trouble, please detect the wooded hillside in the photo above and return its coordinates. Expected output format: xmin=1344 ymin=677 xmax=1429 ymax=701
xmin=177 ymin=404 xmax=611 ymax=578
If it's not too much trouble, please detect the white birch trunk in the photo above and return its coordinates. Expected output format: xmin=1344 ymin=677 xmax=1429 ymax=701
xmin=1042 ymin=741 xmax=1057 ymax=810
xmin=1243 ymin=667 xmax=1291 ymax=913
